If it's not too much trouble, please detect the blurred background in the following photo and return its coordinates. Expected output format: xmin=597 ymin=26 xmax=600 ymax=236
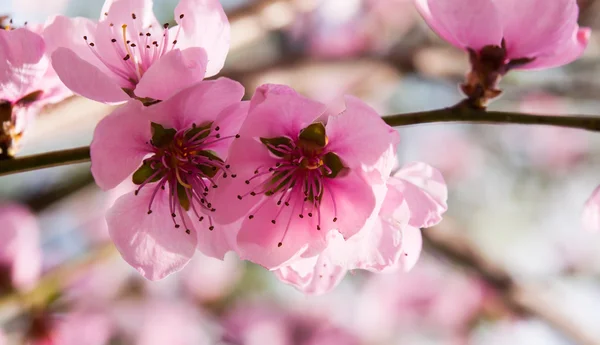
xmin=1 ymin=0 xmax=600 ymax=344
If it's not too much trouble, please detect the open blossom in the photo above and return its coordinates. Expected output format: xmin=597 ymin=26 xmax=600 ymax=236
xmin=415 ymin=0 xmax=590 ymax=106
xmin=0 ymin=203 xmax=41 ymax=292
xmin=211 ymin=84 xmax=400 ymax=269
xmin=90 ymin=79 xmax=246 ymax=280
xmin=275 ymin=162 xmax=448 ymax=295
xmin=43 ymin=0 xmax=229 ymax=104
xmin=0 ymin=26 xmax=67 ymax=158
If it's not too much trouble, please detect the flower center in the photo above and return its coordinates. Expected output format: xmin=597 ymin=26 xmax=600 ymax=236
xmin=132 ymin=121 xmax=239 ymax=233
xmin=237 ymin=122 xmax=348 ymax=247
xmin=83 ymin=12 xmax=186 ymax=95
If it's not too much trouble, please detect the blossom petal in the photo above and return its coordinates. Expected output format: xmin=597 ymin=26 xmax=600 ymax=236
xmin=146 ymin=78 xmax=244 ymax=131
xmin=583 ymin=185 xmax=600 ymax=233
xmin=194 ymin=220 xmax=240 ymax=260
xmin=249 ymin=83 xmax=298 ymax=112
xmin=274 ymin=231 xmax=348 ymax=295
xmin=318 ymin=170 xmax=377 ymax=240
xmin=51 ymin=47 xmax=129 ymax=103
xmin=498 ymin=0 xmax=578 ymax=59
xmin=241 ymin=87 xmax=327 ymax=139
xmin=42 ymin=16 xmax=106 ymax=72
xmin=106 ymin=189 xmax=197 ymax=280
xmin=325 ymin=96 xmax=398 ymax=173
xmin=174 ymin=0 xmax=230 ymax=77
xmin=235 ymin=196 xmax=323 ymax=269
xmin=134 ymin=47 xmax=208 ymax=101
xmin=399 ymin=225 xmax=422 ymax=271
xmin=516 ymin=27 xmax=591 ymax=70
xmin=100 ymin=0 xmax=157 ymax=28
xmin=90 ymin=100 xmax=151 ymax=190
xmin=392 ymin=162 xmax=448 ymax=228
xmin=416 ymin=0 xmax=502 ymax=51
xmin=0 ymin=28 xmax=47 ymax=100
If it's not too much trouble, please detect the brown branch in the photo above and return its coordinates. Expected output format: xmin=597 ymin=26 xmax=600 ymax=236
xmin=423 ymin=226 xmax=600 ymax=345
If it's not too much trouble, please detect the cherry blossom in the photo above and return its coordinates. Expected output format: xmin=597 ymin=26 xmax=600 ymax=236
xmin=415 ymin=0 xmax=590 ymax=106
xmin=0 ymin=26 xmax=68 ymax=158
xmin=0 ymin=203 xmax=41 ymax=292
xmin=90 ymin=79 xmax=246 ymax=280
xmin=43 ymin=0 xmax=230 ymax=104
xmin=275 ymin=162 xmax=448 ymax=294
xmin=211 ymin=84 xmax=400 ymax=269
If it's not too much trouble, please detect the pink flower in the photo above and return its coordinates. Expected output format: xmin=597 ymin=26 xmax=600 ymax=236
xmin=180 ymin=252 xmax=242 ymax=302
xmin=0 ymin=28 xmax=48 ymax=157
xmin=211 ymin=84 xmax=400 ymax=269
xmin=275 ymin=162 xmax=448 ymax=294
xmin=90 ymin=79 xmax=246 ymax=280
xmin=43 ymin=0 xmax=230 ymax=104
xmin=0 ymin=203 xmax=41 ymax=292
xmin=415 ymin=0 xmax=590 ymax=105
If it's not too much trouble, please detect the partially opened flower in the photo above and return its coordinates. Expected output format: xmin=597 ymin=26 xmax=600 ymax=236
xmin=211 ymin=84 xmax=400 ymax=269
xmin=43 ymin=0 xmax=230 ymax=104
xmin=90 ymin=79 xmax=246 ymax=280
xmin=0 ymin=203 xmax=42 ymax=292
xmin=415 ymin=0 xmax=590 ymax=107
xmin=0 ymin=28 xmax=48 ymax=158
xmin=275 ymin=162 xmax=448 ymax=295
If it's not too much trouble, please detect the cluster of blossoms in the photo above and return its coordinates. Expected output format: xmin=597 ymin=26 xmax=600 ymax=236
xmin=1 ymin=0 xmax=593 ymax=294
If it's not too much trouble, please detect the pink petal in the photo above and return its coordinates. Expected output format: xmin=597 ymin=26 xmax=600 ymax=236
xmin=516 ymin=27 xmax=591 ymax=70
xmin=210 ymin=137 xmax=278 ymax=225
xmin=241 ymin=84 xmax=327 ymax=139
xmin=399 ymin=225 xmax=422 ymax=271
xmin=174 ymin=0 xmax=230 ymax=77
xmin=106 ymin=189 xmax=197 ymax=280
xmin=90 ymin=100 xmax=151 ymax=190
xmin=583 ymin=185 xmax=600 ymax=233
xmin=235 ymin=197 xmax=323 ymax=269
xmin=0 ymin=28 xmax=47 ymax=100
xmin=318 ymin=170 xmax=378 ymax=240
xmin=51 ymin=47 xmax=129 ymax=103
xmin=0 ymin=203 xmax=41 ymax=291
xmin=275 ymin=231 xmax=348 ymax=295
xmin=249 ymin=83 xmax=298 ymax=112
xmin=499 ymin=0 xmax=578 ymax=59
xmin=392 ymin=162 xmax=448 ymax=228
xmin=325 ymin=96 xmax=399 ymax=174
xmin=134 ymin=48 xmax=208 ymax=101
xmin=194 ymin=219 xmax=240 ymax=260
xmin=42 ymin=16 xmax=105 ymax=72
xmin=416 ymin=0 xmax=503 ymax=51
xmin=100 ymin=0 xmax=158 ymax=28
xmin=146 ymin=78 xmax=245 ymax=131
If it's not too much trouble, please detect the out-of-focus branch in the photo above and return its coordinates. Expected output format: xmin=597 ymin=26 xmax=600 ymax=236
xmin=0 ymin=147 xmax=90 ymax=176
xmin=423 ymin=227 xmax=600 ymax=345
xmin=0 ymin=244 xmax=115 ymax=312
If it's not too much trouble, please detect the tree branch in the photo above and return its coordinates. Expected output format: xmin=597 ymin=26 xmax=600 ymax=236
xmin=423 ymin=227 xmax=600 ymax=345
xmin=0 ymin=147 xmax=90 ymax=176
xmin=3 ymin=106 xmax=600 ymax=176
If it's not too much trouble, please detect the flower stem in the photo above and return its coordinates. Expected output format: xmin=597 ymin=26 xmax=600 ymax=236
xmin=3 ymin=106 xmax=600 ymax=177
xmin=0 ymin=147 xmax=91 ymax=176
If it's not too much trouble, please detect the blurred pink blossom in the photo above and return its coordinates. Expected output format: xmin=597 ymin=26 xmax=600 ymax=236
xmin=211 ymin=84 xmax=399 ymax=270
xmin=90 ymin=79 xmax=246 ymax=280
xmin=0 ymin=203 xmax=41 ymax=291
xmin=181 ymin=252 xmax=242 ymax=302
xmin=222 ymin=304 xmax=359 ymax=345
xmin=355 ymin=257 xmax=484 ymax=342
xmin=275 ymin=162 xmax=448 ymax=294
xmin=43 ymin=0 xmax=230 ymax=104
xmin=582 ymin=185 xmax=600 ymax=233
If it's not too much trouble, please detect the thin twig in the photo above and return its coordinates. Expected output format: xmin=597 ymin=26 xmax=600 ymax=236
xmin=0 ymin=147 xmax=90 ymax=176
xmin=423 ymin=227 xmax=600 ymax=345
